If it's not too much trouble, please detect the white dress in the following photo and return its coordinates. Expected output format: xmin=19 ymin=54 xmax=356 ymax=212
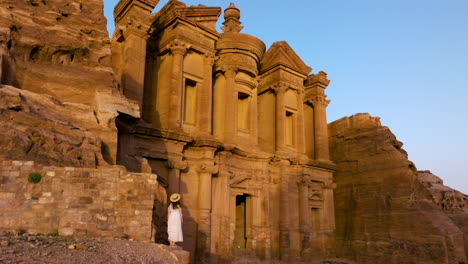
xmin=167 ymin=204 xmax=183 ymax=242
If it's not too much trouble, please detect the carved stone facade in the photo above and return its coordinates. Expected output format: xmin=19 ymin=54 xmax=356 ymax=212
xmin=111 ymin=1 xmax=336 ymax=262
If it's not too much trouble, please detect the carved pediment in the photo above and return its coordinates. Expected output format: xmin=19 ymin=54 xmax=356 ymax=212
xmin=260 ymin=41 xmax=312 ymax=76
xmin=229 ymin=171 xmax=252 ymax=189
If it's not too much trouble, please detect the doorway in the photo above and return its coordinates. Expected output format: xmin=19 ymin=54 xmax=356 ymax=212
xmin=234 ymin=194 xmax=251 ymax=249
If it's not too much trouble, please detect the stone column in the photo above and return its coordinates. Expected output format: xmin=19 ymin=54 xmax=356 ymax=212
xmin=296 ymin=90 xmax=306 ymax=154
xmin=121 ymin=28 xmax=149 ymax=107
xmin=167 ymin=157 xmax=187 ymax=195
xmin=311 ymin=96 xmax=330 ymax=161
xmin=223 ymin=67 xmax=238 ymax=143
xmin=251 ymin=85 xmax=259 ymax=145
xmin=304 ymin=71 xmax=331 ymax=161
xmin=298 ymin=177 xmax=311 ymax=258
xmin=279 ymin=159 xmax=291 ymax=261
xmin=273 ymin=84 xmax=288 ymax=152
xmin=197 ymin=162 xmax=218 ymax=263
xmin=167 ymin=40 xmax=191 ymax=130
xmin=198 ymin=53 xmax=216 ymax=136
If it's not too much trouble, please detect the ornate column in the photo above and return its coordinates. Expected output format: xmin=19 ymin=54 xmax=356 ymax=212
xmin=296 ymin=89 xmax=306 ymax=154
xmin=304 ymin=71 xmax=331 ymax=161
xmin=167 ymin=39 xmax=191 ymax=130
xmin=251 ymin=77 xmax=260 ymax=145
xmin=273 ymin=83 xmax=288 ymax=152
xmin=223 ymin=67 xmax=238 ymax=143
xmin=167 ymin=157 xmax=188 ymax=195
xmin=310 ymin=96 xmax=330 ymax=161
xmin=198 ymin=53 xmax=217 ymax=135
xmin=278 ymin=159 xmax=291 ymax=261
xmin=197 ymin=161 xmax=219 ymax=263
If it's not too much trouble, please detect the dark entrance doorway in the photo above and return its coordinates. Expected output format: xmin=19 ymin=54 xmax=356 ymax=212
xmin=234 ymin=194 xmax=251 ymax=249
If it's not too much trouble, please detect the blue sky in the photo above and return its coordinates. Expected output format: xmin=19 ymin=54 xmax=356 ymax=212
xmin=103 ymin=0 xmax=468 ymax=194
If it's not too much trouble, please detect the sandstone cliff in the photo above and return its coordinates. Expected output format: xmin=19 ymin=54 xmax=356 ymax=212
xmin=329 ymin=113 xmax=467 ymax=264
xmin=0 ymin=0 xmax=139 ymax=165
xmin=0 ymin=85 xmax=105 ymax=167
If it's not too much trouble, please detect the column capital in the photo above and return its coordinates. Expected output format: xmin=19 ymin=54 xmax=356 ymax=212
xmin=306 ymin=95 xmax=330 ymax=107
xmin=203 ymin=52 xmax=218 ymax=66
xmin=198 ymin=164 xmax=219 ymax=174
xmin=270 ymin=82 xmax=289 ymax=94
xmin=118 ymin=24 xmax=150 ymax=41
xmin=217 ymin=66 xmax=238 ymax=78
xmin=167 ymin=39 xmax=191 ymax=56
xmin=167 ymin=159 xmax=188 ymax=170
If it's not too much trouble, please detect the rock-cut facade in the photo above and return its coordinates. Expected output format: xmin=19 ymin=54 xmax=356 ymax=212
xmin=112 ymin=0 xmax=337 ymax=262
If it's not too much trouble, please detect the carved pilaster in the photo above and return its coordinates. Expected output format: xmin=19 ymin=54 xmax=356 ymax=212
xmin=271 ymin=83 xmax=289 ymax=152
xmin=166 ymin=157 xmax=187 ymax=195
xmin=198 ymin=53 xmax=218 ymax=135
xmin=218 ymin=66 xmax=238 ymax=142
xmin=166 ymin=39 xmax=191 ymax=130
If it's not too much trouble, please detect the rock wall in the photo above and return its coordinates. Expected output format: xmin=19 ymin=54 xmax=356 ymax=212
xmin=418 ymin=170 xmax=468 ymax=259
xmin=328 ymin=113 xmax=467 ymax=264
xmin=0 ymin=85 xmax=105 ymax=167
xmin=0 ymin=160 xmax=166 ymax=241
xmin=0 ymin=0 xmax=139 ymax=164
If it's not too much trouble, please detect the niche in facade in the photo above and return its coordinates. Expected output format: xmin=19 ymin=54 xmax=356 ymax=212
xmin=183 ymin=77 xmax=197 ymax=125
xmin=237 ymin=92 xmax=251 ymax=132
xmin=285 ymin=110 xmax=295 ymax=147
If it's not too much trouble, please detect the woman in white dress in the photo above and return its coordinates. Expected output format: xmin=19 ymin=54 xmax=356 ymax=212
xmin=167 ymin=193 xmax=183 ymax=246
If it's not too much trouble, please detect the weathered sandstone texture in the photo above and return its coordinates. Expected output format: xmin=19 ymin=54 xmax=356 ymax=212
xmin=329 ymin=113 xmax=467 ymax=264
xmin=0 ymin=85 xmax=105 ymax=167
xmin=0 ymin=160 xmax=166 ymax=241
xmin=418 ymin=170 xmax=468 ymax=258
xmin=0 ymin=0 xmax=139 ymax=164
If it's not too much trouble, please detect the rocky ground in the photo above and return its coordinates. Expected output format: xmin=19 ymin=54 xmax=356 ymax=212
xmin=0 ymin=232 xmax=188 ymax=264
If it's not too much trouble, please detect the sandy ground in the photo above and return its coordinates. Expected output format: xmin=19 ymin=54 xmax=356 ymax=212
xmin=0 ymin=232 xmax=187 ymax=264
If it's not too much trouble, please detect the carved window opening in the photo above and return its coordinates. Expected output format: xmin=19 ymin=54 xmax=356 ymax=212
xmin=285 ymin=110 xmax=295 ymax=147
xmin=234 ymin=194 xmax=251 ymax=249
xmin=237 ymin=92 xmax=251 ymax=132
xmin=311 ymin=208 xmax=321 ymax=232
xmin=182 ymin=78 xmax=197 ymax=125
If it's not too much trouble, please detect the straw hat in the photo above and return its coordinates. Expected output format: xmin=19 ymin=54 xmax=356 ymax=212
xmin=170 ymin=193 xmax=181 ymax=202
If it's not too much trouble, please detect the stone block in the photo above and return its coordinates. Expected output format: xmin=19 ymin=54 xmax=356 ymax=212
xmin=42 ymin=192 xmax=52 ymax=197
xmin=38 ymin=197 xmax=54 ymax=204
xmin=0 ymin=192 xmax=16 ymax=199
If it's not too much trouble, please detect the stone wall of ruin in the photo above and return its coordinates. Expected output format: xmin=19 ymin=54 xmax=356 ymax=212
xmin=0 ymin=160 xmax=165 ymax=241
